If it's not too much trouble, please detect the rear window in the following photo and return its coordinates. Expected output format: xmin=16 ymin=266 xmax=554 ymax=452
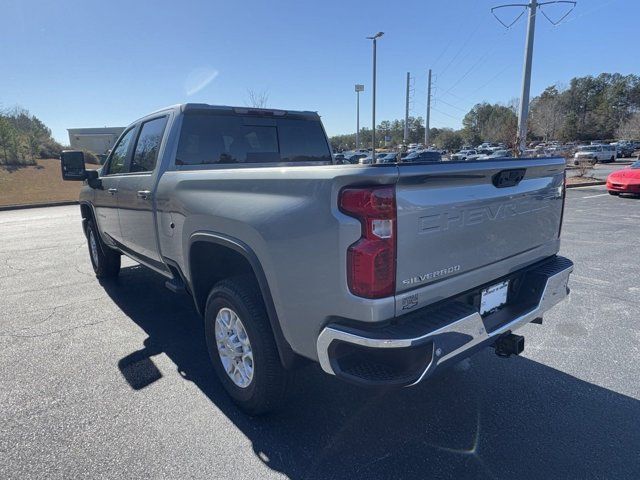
xmin=176 ymin=113 xmax=331 ymax=166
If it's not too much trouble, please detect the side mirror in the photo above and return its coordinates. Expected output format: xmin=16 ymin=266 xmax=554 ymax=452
xmin=60 ymin=150 xmax=87 ymax=181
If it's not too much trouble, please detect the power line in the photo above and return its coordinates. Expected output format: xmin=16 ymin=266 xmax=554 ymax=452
xmin=431 ymin=106 xmax=462 ymax=121
xmin=555 ymin=0 xmax=615 ymax=25
xmin=431 ymin=38 xmax=454 ymax=71
xmin=435 ymin=97 xmax=468 ymax=113
xmin=439 ymin=24 xmax=481 ymax=78
xmin=470 ymin=64 xmax=513 ymax=95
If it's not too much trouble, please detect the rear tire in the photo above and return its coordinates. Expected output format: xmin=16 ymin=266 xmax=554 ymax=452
xmin=86 ymin=219 xmax=120 ymax=278
xmin=204 ymin=275 xmax=290 ymax=415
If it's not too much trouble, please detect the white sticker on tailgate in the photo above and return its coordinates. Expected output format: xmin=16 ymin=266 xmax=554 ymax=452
xmin=480 ymin=280 xmax=509 ymax=315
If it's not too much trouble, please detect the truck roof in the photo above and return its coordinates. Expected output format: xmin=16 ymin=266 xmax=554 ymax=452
xmin=133 ymin=103 xmax=321 ymax=126
xmin=180 ymin=103 xmax=320 ymax=119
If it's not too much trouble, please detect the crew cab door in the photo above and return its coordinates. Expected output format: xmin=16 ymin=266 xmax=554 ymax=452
xmin=93 ymin=127 xmax=136 ymax=246
xmin=116 ymin=116 xmax=168 ymax=268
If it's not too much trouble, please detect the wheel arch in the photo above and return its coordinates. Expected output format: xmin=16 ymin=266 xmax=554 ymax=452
xmin=187 ymin=232 xmax=298 ymax=369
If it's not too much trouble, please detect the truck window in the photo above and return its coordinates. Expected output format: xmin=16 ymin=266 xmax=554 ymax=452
xmin=106 ymin=128 xmax=136 ymax=175
xmin=130 ymin=116 xmax=168 ymax=173
xmin=176 ymin=113 xmax=331 ymax=166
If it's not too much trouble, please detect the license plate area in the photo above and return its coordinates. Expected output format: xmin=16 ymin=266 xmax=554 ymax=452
xmin=480 ymin=280 xmax=509 ymax=315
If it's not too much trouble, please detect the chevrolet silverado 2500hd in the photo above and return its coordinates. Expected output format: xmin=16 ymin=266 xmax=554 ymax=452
xmin=61 ymin=104 xmax=573 ymax=414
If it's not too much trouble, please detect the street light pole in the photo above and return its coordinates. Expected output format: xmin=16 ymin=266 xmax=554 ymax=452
xmin=425 ymin=68 xmax=432 ymax=147
xmin=367 ymin=32 xmax=384 ymax=163
xmin=355 ymin=84 xmax=364 ymax=149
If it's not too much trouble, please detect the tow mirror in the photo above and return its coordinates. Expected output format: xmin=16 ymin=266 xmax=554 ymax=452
xmin=60 ymin=150 xmax=87 ymax=181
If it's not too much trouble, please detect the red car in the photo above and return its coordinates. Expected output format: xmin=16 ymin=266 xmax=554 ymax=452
xmin=606 ymin=160 xmax=640 ymax=195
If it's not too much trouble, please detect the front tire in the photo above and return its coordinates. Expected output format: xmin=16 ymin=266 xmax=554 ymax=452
xmin=608 ymin=191 xmax=620 ymax=196
xmin=204 ymin=276 xmax=290 ymax=415
xmin=86 ymin=219 xmax=120 ymax=278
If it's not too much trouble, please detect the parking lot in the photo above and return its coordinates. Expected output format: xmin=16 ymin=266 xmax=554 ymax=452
xmin=1 ymin=187 xmax=639 ymax=480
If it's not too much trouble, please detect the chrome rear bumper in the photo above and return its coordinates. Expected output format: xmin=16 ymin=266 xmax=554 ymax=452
xmin=317 ymin=256 xmax=573 ymax=386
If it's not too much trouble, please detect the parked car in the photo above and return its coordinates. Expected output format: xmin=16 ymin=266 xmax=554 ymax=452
xmin=478 ymin=149 xmax=513 ymax=160
xmin=606 ymin=160 xmax=640 ymax=195
xmin=523 ymin=149 xmax=539 ymax=157
xmin=573 ymin=145 xmax=616 ymax=164
xmin=59 ymin=103 xmax=573 ymax=414
xmin=343 ymin=152 xmax=367 ymax=164
xmin=376 ymin=152 xmax=399 ymax=163
xmin=464 ymin=152 xmax=484 ymax=161
xmin=333 ymin=153 xmax=346 ymax=164
xmin=613 ymin=142 xmax=635 ymax=158
xmin=475 ymin=148 xmax=493 ymax=156
xmin=403 ymin=150 xmax=442 ymax=163
xmin=477 ymin=142 xmax=500 ymax=150
xmin=450 ymin=149 xmax=477 ymax=161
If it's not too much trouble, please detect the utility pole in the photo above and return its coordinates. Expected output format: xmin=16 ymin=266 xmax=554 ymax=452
xmin=404 ymin=72 xmax=410 ymax=145
xmin=517 ymin=0 xmax=537 ymax=155
xmin=491 ymin=1 xmax=576 ymax=155
xmin=425 ymin=69 xmax=432 ymax=147
xmin=367 ymin=32 xmax=384 ymax=163
xmin=355 ymin=84 xmax=364 ymax=148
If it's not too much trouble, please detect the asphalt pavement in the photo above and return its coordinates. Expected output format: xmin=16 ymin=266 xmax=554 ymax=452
xmin=1 ymin=189 xmax=639 ymax=479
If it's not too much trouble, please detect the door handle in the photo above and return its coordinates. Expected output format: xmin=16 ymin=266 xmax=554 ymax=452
xmin=108 ymin=188 xmax=118 ymax=195
xmin=137 ymin=190 xmax=152 ymax=200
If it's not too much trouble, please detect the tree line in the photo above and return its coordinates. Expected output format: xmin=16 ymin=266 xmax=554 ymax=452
xmin=330 ymin=73 xmax=640 ymax=151
xmin=0 ymin=107 xmax=62 ymax=165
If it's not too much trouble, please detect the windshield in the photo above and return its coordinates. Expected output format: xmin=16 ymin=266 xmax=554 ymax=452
xmin=177 ymin=113 xmax=331 ymax=165
xmin=578 ymin=146 xmax=598 ymax=152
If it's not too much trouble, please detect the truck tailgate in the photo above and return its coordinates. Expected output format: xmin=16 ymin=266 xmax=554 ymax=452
xmin=394 ymin=158 xmax=565 ymax=296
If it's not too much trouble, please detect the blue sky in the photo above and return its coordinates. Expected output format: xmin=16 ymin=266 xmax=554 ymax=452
xmin=1 ymin=0 xmax=637 ymax=143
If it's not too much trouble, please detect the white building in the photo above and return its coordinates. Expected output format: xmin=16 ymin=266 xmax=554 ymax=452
xmin=67 ymin=127 xmax=125 ymax=155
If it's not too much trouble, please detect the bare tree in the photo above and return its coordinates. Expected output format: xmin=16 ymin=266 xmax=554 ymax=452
xmin=617 ymin=112 xmax=640 ymax=140
xmin=530 ymin=86 xmax=563 ymax=141
xmin=575 ymin=159 xmax=594 ymax=178
xmin=246 ymin=89 xmax=270 ymax=108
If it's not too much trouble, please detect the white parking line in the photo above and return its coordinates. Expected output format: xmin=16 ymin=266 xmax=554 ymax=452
xmin=581 ymin=193 xmax=609 ymax=199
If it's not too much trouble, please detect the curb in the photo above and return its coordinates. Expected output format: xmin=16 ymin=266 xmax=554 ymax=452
xmin=0 ymin=200 xmax=79 ymax=212
xmin=566 ymin=181 xmax=606 ymax=189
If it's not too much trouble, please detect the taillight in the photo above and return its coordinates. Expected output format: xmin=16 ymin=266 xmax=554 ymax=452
xmin=339 ymin=186 xmax=396 ymax=298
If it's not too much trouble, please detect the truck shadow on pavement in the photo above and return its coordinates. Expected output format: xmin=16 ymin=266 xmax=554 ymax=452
xmin=104 ymin=265 xmax=640 ymax=480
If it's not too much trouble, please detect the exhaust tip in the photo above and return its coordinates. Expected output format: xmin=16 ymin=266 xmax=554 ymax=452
xmin=494 ymin=333 xmax=525 ymax=357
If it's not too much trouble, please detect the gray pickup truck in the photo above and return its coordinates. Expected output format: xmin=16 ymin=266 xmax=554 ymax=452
xmin=61 ymin=103 xmax=573 ymax=414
